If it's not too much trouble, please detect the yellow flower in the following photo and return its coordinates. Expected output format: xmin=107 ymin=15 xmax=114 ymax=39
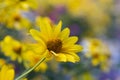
xmin=0 ymin=65 xmax=14 ymax=80
xmin=1 ymin=36 xmax=27 ymax=63
xmin=30 ymin=17 xmax=83 ymax=63
xmin=90 ymin=39 xmax=110 ymax=65
xmin=5 ymin=11 xmax=31 ymax=30
xmin=1 ymin=35 xmax=47 ymax=72
xmin=0 ymin=0 xmax=37 ymax=29
xmin=84 ymin=38 xmax=111 ymax=71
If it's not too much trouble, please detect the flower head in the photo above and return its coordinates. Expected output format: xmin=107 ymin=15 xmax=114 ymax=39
xmin=1 ymin=36 xmax=27 ymax=63
xmin=30 ymin=17 xmax=83 ymax=63
xmin=83 ymin=38 xmax=111 ymax=71
xmin=6 ymin=12 xmax=31 ymax=30
xmin=0 ymin=0 xmax=37 ymax=29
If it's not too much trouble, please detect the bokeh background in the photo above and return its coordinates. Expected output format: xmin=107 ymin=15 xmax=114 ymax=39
xmin=0 ymin=0 xmax=120 ymax=80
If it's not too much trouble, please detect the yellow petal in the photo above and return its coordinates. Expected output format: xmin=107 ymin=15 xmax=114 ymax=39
xmin=6 ymin=69 xmax=14 ymax=80
xmin=53 ymin=21 xmax=62 ymax=38
xmin=36 ymin=17 xmax=52 ymax=39
xmin=59 ymin=28 xmax=70 ymax=40
xmin=65 ymin=54 xmax=76 ymax=63
xmin=33 ymin=44 xmax=46 ymax=54
xmin=30 ymin=29 xmax=41 ymax=41
xmin=30 ymin=29 xmax=48 ymax=42
xmin=55 ymin=53 xmax=66 ymax=62
xmin=63 ymin=45 xmax=83 ymax=53
xmin=30 ymin=29 xmax=46 ymax=47
xmin=0 ymin=65 xmax=8 ymax=80
xmin=63 ymin=36 xmax=78 ymax=46
xmin=69 ymin=52 xmax=80 ymax=61
xmin=39 ymin=32 xmax=49 ymax=42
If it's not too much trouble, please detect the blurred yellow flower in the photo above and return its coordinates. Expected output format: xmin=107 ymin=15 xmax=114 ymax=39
xmin=5 ymin=12 xmax=31 ymax=30
xmin=1 ymin=36 xmax=27 ymax=63
xmin=30 ymin=17 xmax=83 ymax=63
xmin=1 ymin=36 xmax=47 ymax=72
xmin=0 ymin=0 xmax=37 ymax=29
xmin=0 ymin=65 xmax=14 ymax=80
xmin=84 ymin=38 xmax=111 ymax=71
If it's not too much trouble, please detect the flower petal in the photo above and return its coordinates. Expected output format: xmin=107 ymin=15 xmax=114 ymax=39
xmin=36 ymin=17 xmax=52 ymax=39
xmin=65 ymin=54 xmax=76 ymax=63
xmin=59 ymin=28 xmax=70 ymax=40
xmin=30 ymin=29 xmax=46 ymax=47
xmin=53 ymin=21 xmax=62 ymax=38
xmin=69 ymin=53 xmax=80 ymax=61
xmin=6 ymin=69 xmax=14 ymax=80
xmin=62 ymin=45 xmax=83 ymax=53
xmin=0 ymin=65 xmax=8 ymax=80
xmin=63 ymin=36 xmax=78 ymax=46
xmin=55 ymin=53 xmax=67 ymax=62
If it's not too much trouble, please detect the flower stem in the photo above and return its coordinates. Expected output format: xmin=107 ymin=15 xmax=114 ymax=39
xmin=15 ymin=57 xmax=46 ymax=80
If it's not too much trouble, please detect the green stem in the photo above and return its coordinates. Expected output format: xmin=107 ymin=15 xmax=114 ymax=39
xmin=15 ymin=57 xmax=46 ymax=80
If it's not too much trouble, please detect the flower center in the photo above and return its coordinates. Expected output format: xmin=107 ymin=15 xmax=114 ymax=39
xmin=92 ymin=53 xmax=99 ymax=59
xmin=14 ymin=15 xmax=21 ymax=22
xmin=13 ymin=46 xmax=22 ymax=55
xmin=47 ymin=39 xmax=62 ymax=53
